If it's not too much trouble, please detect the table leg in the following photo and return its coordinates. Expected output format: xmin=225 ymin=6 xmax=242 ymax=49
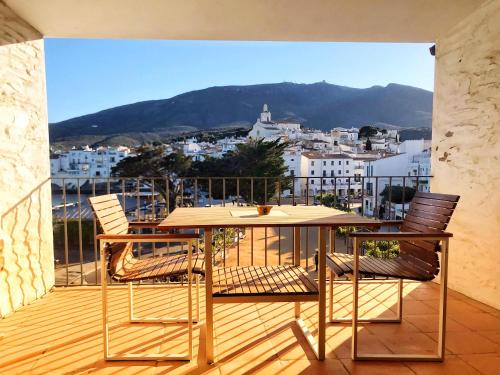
xmin=318 ymin=226 xmax=327 ymax=360
xmin=329 ymin=226 xmax=336 ymax=322
xmin=204 ymin=228 xmax=214 ymax=363
xmin=294 ymin=226 xmax=301 ymax=318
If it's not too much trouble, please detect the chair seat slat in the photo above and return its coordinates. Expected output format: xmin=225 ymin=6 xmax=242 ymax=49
xmin=212 ymin=266 xmax=318 ymax=297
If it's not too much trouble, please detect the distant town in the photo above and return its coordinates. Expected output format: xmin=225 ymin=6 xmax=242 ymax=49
xmin=50 ymin=104 xmax=430 ymax=218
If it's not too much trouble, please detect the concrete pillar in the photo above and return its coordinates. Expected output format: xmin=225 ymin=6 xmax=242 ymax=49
xmin=432 ymin=0 xmax=500 ymax=308
xmin=0 ymin=1 xmax=54 ymax=317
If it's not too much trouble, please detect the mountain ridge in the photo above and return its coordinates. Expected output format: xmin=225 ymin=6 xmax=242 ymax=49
xmin=49 ymin=82 xmax=433 ymax=141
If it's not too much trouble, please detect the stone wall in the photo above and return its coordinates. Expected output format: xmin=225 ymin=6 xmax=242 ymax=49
xmin=433 ymin=0 xmax=500 ymax=308
xmin=0 ymin=1 xmax=54 ymax=317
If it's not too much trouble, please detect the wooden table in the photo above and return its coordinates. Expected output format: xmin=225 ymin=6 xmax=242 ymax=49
xmin=159 ymin=205 xmax=380 ymax=363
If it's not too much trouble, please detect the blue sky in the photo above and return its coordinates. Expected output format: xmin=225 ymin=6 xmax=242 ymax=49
xmin=45 ymin=39 xmax=435 ymax=123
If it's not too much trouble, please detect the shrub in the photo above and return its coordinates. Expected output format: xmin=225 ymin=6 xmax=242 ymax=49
xmin=363 ymin=240 xmax=399 ymax=258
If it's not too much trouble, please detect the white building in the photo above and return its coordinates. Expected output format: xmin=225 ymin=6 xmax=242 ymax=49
xmin=178 ymin=136 xmax=246 ymax=161
xmin=247 ymin=104 xmax=302 ymax=141
xmin=407 ymin=149 xmax=431 ymax=192
xmin=50 ymin=146 xmax=133 ymax=187
xmin=366 ymin=137 xmax=387 ymax=151
xmin=282 ymin=145 xmax=302 ymax=197
xmin=362 ymin=139 xmax=430 ymax=218
xmin=331 ymin=127 xmax=359 ymax=143
xmin=300 ymin=152 xmax=362 ymax=198
xmin=182 ymin=141 xmax=202 ymax=156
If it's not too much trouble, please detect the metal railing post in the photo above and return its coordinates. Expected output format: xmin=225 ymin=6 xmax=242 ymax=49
xmin=77 ymin=180 xmax=83 ymax=285
xmin=222 ymin=178 xmax=226 ymax=207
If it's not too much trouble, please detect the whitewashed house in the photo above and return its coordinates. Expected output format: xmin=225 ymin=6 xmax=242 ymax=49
xmin=50 ymin=146 xmax=133 ymax=188
xmin=362 ymin=139 xmax=430 ymax=218
xmin=282 ymin=145 xmax=302 ymax=197
xmin=407 ymin=149 xmax=431 ymax=192
xmin=300 ymin=152 xmax=362 ymax=199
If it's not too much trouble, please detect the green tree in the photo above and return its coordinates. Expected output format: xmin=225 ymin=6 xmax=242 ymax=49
xmin=365 ymin=137 xmax=372 ymax=151
xmin=379 ymin=186 xmax=416 ymax=204
xmin=317 ymin=193 xmax=351 ymax=212
xmin=189 ymin=139 xmax=290 ymax=204
xmin=363 ymin=240 xmax=399 ymax=258
xmin=359 ymin=126 xmax=378 ymax=138
xmin=112 ymin=139 xmax=290 ymax=209
xmin=111 ymin=145 xmax=193 ymax=210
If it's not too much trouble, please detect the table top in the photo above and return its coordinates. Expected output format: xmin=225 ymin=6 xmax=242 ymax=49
xmin=158 ymin=205 xmax=380 ymax=229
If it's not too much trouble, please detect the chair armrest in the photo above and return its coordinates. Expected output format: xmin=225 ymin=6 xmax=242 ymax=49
xmin=349 ymin=231 xmax=452 ymax=241
xmin=128 ymin=221 xmax=163 ymax=229
xmin=96 ymin=233 xmax=199 ymax=243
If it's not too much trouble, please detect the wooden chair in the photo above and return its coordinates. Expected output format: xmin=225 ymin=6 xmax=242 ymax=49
xmin=326 ymin=192 xmax=459 ymax=361
xmin=89 ymin=194 xmax=204 ymax=361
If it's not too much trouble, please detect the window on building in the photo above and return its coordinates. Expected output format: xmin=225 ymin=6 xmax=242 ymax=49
xmin=338 ymin=170 xmax=341 ymax=175
xmin=322 ymin=170 xmax=326 ymax=177
xmin=338 ymin=161 xmax=342 ymax=165
xmin=323 ymin=161 xmax=326 ymax=166
xmin=330 ymin=170 xmax=334 ymax=177
xmin=95 ymin=171 xmax=101 ymax=177
xmin=311 ymin=170 xmax=315 ymax=175
xmin=310 ymin=179 xmax=314 ymax=184
xmin=323 ymin=179 xmax=326 ymax=184
xmin=346 ymin=170 xmax=349 ymax=174
xmin=290 ymin=170 xmax=295 ymax=176
xmin=311 ymin=161 xmax=315 ymax=166
xmin=366 ymin=182 xmax=373 ymax=195
xmin=330 ymin=161 xmax=334 ymax=166
xmin=346 ymin=160 xmax=349 ymax=165
xmin=290 ymin=158 xmax=294 ymax=162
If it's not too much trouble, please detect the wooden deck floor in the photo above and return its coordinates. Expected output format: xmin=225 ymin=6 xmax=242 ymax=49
xmin=1 ymin=281 xmax=499 ymax=374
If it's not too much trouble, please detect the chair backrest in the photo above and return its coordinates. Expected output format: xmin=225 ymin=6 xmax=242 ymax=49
xmin=88 ymin=194 xmax=133 ymax=279
xmin=399 ymin=191 xmax=460 ymax=277
xmin=88 ymin=194 xmax=129 ymax=235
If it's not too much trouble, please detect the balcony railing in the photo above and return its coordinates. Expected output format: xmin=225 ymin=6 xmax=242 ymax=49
xmin=50 ymin=175 xmax=431 ymax=286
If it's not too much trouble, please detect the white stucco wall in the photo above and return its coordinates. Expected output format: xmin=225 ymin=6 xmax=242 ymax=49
xmin=0 ymin=2 xmax=54 ymax=317
xmin=432 ymin=0 xmax=500 ymax=308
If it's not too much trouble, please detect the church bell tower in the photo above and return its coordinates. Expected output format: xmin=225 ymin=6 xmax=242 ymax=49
xmin=260 ymin=104 xmax=272 ymax=122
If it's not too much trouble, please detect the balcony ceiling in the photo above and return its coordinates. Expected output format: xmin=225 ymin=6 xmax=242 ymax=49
xmin=6 ymin=0 xmax=486 ymax=42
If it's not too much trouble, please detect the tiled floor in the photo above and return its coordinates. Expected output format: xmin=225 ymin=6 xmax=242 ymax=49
xmin=0 ymin=281 xmax=499 ymax=374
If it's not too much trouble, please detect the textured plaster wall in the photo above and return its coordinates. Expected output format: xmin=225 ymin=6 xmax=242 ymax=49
xmin=0 ymin=1 xmax=54 ymax=317
xmin=433 ymin=0 xmax=500 ymax=308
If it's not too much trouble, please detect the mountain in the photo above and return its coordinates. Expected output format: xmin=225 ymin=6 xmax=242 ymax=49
xmin=49 ymin=82 xmax=433 ymax=142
